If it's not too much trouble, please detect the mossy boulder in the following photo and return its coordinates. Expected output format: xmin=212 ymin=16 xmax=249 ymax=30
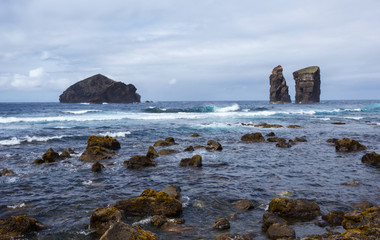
xmin=233 ymin=199 xmax=254 ymax=211
xmin=92 ymin=161 xmax=104 ymax=172
xmin=335 ymin=138 xmax=367 ymax=152
xmin=158 ymin=149 xmax=179 ymax=155
xmin=322 ymin=210 xmax=345 ymax=226
xmin=79 ymin=146 xmax=115 ymax=162
xmin=1 ymin=168 xmax=14 ymax=176
xmin=179 ymin=155 xmax=202 ymax=167
xmin=361 ymin=152 xmax=380 ymax=167
xmin=341 ymin=206 xmax=380 ymax=239
xmin=266 ymin=223 xmax=295 ymax=240
xmin=211 ymin=218 xmax=230 ymax=230
xmin=60 ymin=148 xmax=74 ymax=159
xmin=87 ymin=135 xmax=120 ymax=150
xmin=99 ymin=221 xmax=158 ymax=240
xmin=153 ymin=137 xmax=178 ymax=147
xmin=267 ymin=137 xmax=286 ymax=143
xmin=206 ymin=140 xmax=223 ymax=151
xmin=123 ymin=155 xmax=157 ymax=169
xmin=0 ymin=216 xmax=44 ymax=239
xmin=42 ymin=148 xmax=61 ymax=163
xmin=146 ymin=146 xmax=158 ymax=159
xmin=268 ymin=197 xmax=320 ymax=221
xmin=262 ymin=212 xmax=287 ymax=232
xmin=276 ymin=142 xmax=292 ymax=148
xmin=241 ymin=132 xmax=265 ymax=143
xmin=294 ymin=137 xmax=307 ymax=142
xmin=183 ymin=145 xmax=195 ymax=152
xmin=112 ymin=188 xmax=182 ymax=217
xmin=90 ymin=206 xmax=125 ymax=235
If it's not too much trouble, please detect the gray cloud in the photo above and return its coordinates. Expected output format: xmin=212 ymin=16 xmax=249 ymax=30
xmin=0 ymin=0 xmax=379 ymax=101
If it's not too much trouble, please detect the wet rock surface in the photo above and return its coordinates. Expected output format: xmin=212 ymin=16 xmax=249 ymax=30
xmin=180 ymin=155 xmax=202 ymax=167
xmin=361 ymin=152 xmax=380 ymax=167
xmin=335 ymin=138 xmax=367 ymax=152
xmin=124 ymin=155 xmax=157 ymax=169
xmin=99 ymin=221 xmax=158 ymax=240
xmin=0 ymin=216 xmax=44 ymax=239
xmin=241 ymin=132 xmax=265 ymax=143
xmin=90 ymin=206 xmax=125 ymax=235
xmin=268 ymin=197 xmax=320 ymax=221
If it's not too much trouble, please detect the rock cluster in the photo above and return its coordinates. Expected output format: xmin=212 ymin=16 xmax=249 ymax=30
xmin=293 ymin=66 xmax=321 ymax=103
xmin=79 ymin=136 xmax=120 ymax=162
xmin=269 ymin=65 xmax=291 ymax=104
xmin=59 ymin=74 xmax=141 ymax=104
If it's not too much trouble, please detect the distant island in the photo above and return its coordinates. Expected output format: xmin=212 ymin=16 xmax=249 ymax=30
xmin=59 ymin=74 xmax=141 ymax=104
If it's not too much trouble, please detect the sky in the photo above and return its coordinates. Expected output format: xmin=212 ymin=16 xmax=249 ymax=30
xmin=0 ymin=0 xmax=379 ymax=102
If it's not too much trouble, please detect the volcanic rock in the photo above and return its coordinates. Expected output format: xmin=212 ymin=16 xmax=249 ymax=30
xmin=157 ymin=149 xmax=179 ymax=155
xmin=92 ymin=161 xmax=104 ymax=172
xmin=42 ymin=148 xmax=61 ymax=163
xmin=99 ymin=221 xmax=158 ymax=240
xmin=1 ymin=168 xmax=14 ymax=176
xmin=241 ymin=132 xmax=265 ymax=143
xmin=341 ymin=206 xmax=380 ymax=239
xmin=269 ymin=65 xmax=291 ymax=104
xmin=361 ymin=152 xmax=380 ymax=167
xmin=268 ymin=197 xmax=320 ymax=221
xmin=211 ymin=218 xmax=230 ymax=230
xmin=146 ymin=146 xmax=158 ymax=159
xmin=293 ymin=66 xmax=321 ymax=103
xmin=90 ymin=206 xmax=125 ymax=235
xmin=59 ymin=74 xmax=141 ymax=104
xmin=112 ymin=188 xmax=182 ymax=217
xmin=233 ymin=199 xmax=254 ymax=211
xmin=335 ymin=138 xmax=367 ymax=152
xmin=79 ymin=136 xmax=120 ymax=162
xmin=322 ymin=210 xmax=345 ymax=226
xmin=206 ymin=140 xmax=223 ymax=151
xmin=124 ymin=155 xmax=157 ymax=169
xmin=153 ymin=137 xmax=178 ymax=147
xmin=179 ymin=155 xmax=202 ymax=167
xmin=0 ymin=216 xmax=44 ymax=239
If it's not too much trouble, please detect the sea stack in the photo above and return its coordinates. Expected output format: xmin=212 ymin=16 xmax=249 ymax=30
xmin=59 ymin=74 xmax=141 ymax=104
xmin=293 ymin=66 xmax=320 ymax=103
xmin=269 ymin=65 xmax=291 ymax=103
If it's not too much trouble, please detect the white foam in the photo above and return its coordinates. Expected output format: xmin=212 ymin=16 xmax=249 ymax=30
xmin=214 ymin=103 xmax=240 ymax=112
xmin=82 ymin=180 xmax=93 ymax=185
xmin=62 ymin=110 xmax=101 ymax=115
xmin=0 ymin=135 xmax=66 ymax=146
xmin=7 ymin=203 xmax=26 ymax=209
xmin=53 ymin=126 xmax=73 ymax=129
xmin=99 ymin=131 xmax=131 ymax=138
xmin=181 ymin=196 xmax=190 ymax=207
xmin=132 ymin=217 xmax=152 ymax=226
xmin=344 ymin=116 xmax=363 ymax=120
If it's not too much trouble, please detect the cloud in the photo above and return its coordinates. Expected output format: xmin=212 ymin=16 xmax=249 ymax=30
xmin=29 ymin=67 xmax=44 ymax=78
xmin=169 ymin=78 xmax=177 ymax=85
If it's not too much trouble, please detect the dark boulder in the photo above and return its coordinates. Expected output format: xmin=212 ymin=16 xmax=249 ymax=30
xmin=266 ymin=223 xmax=295 ymax=240
xmin=153 ymin=137 xmax=178 ymax=147
xmin=0 ymin=216 xmax=44 ymax=239
xmin=241 ymin=133 xmax=265 ymax=143
xmin=294 ymin=137 xmax=307 ymax=142
xmin=79 ymin=146 xmax=115 ymax=162
xmin=92 ymin=161 xmax=104 ymax=172
xmin=262 ymin=212 xmax=287 ymax=232
xmin=179 ymin=155 xmax=202 ymax=167
xmin=183 ymin=145 xmax=195 ymax=152
xmin=335 ymin=138 xmax=367 ymax=152
xmin=60 ymin=148 xmax=74 ymax=159
xmin=90 ymin=206 xmax=125 ymax=235
xmin=341 ymin=206 xmax=380 ymax=239
xmin=287 ymin=125 xmax=302 ymax=128
xmin=361 ymin=152 xmax=380 ymax=167
xmin=233 ymin=199 xmax=254 ymax=211
xmin=326 ymin=138 xmax=338 ymax=143
xmin=146 ymin=146 xmax=158 ymax=159
xmin=99 ymin=221 xmax=158 ymax=240
xmin=215 ymin=232 xmax=255 ymax=240
xmin=124 ymin=155 xmax=157 ymax=169
xmin=150 ymin=215 xmax=167 ymax=228
xmin=33 ymin=158 xmax=44 ymax=164
xmin=266 ymin=132 xmax=276 ymax=137
xmin=158 ymin=149 xmax=179 ymax=155
xmin=293 ymin=66 xmax=321 ymax=103
xmin=59 ymin=74 xmax=140 ymax=104
xmin=42 ymin=148 xmax=61 ymax=163
xmin=268 ymin=197 xmax=320 ymax=221
xmin=206 ymin=140 xmax=223 ymax=151
xmin=191 ymin=133 xmax=200 ymax=137
xmin=254 ymin=123 xmax=283 ymax=128
xmin=162 ymin=185 xmax=181 ymax=200
xmin=1 ymin=168 xmax=14 ymax=176
xmin=276 ymin=142 xmax=292 ymax=148
xmin=112 ymin=188 xmax=182 ymax=217
xmin=211 ymin=218 xmax=230 ymax=230
xmin=269 ymin=65 xmax=291 ymax=104
xmin=322 ymin=210 xmax=345 ymax=226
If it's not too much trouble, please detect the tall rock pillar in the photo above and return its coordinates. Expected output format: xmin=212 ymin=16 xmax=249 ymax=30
xmin=269 ymin=65 xmax=291 ymax=104
xmin=293 ymin=66 xmax=320 ymax=103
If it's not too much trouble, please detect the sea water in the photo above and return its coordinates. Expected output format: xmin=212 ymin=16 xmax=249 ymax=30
xmin=0 ymin=100 xmax=379 ymax=239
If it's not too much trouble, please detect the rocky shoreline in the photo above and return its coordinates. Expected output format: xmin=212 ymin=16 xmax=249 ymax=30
xmin=1 ymin=126 xmax=378 ymax=240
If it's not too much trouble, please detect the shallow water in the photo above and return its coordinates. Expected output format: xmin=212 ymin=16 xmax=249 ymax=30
xmin=0 ymin=100 xmax=379 ymax=239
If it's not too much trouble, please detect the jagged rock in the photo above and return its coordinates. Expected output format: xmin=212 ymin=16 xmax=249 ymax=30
xmin=1 ymin=168 xmax=14 ymax=176
xmin=124 ymin=155 xmax=157 ymax=169
xmin=266 ymin=223 xmax=295 ymax=240
xmin=179 ymin=155 xmax=202 ymax=167
xmin=87 ymin=136 xmax=120 ymax=150
xmin=99 ymin=221 xmax=158 ymax=240
xmin=92 ymin=161 xmax=104 ymax=172
xmin=267 ymin=137 xmax=286 ymax=143
xmin=269 ymin=65 xmax=291 ymax=104
xmin=162 ymin=185 xmax=181 ymax=200
xmin=206 ymin=140 xmax=223 ymax=151
xmin=241 ymin=133 xmax=265 ymax=143
xmin=293 ymin=66 xmax=321 ymax=103
xmin=89 ymin=206 xmax=125 ymax=235
xmin=146 ymin=146 xmax=158 ymax=159
xmin=59 ymin=74 xmax=140 ymax=104
xmin=183 ymin=145 xmax=195 ymax=152
xmin=112 ymin=188 xmax=182 ymax=217
xmin=268 ymin=197 xmax=320 ymax=221
xmin=0 ymin=216 xmax=44 ymax=239
xmin=361 ymin=152 xmax=380 ymax=167
xmin=233 ymin=199 xmax=254 ymax=211
xmin=322 ymin=210 xmax=345 ymax=226
xmin=335 ymin=138 xmax=367 ymax=152
xmin=42 ymin=148 xmax=61 ymax=163
xmin=341 ymin=206 xmax=380 ymax=239
xmin=157 ymin=149 xmax=179 ymax=155
xmin=211 ymin=218 xmax=230 ymax=230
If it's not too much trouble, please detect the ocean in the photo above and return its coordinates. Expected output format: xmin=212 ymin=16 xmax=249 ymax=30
xmin=0 ymin=100 xmax=379 ymax=239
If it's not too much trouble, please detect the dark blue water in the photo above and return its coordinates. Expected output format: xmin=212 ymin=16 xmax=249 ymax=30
xmin=0 ymin=100 xmax=379 ymax=239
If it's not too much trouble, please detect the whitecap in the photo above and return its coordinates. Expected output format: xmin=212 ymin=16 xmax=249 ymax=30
xmin=344 ymin=116 xmax=363 ymax=120
xmin=181 ymin=196 xmax=190 ymax=207
xmin=7 ymin=202 xmax=26 ymax=209
xmin=0 ymin=137 xmax=21 ymax=146
xmin=214 ymin=103 xmax=240 ymax=112
xmin=82 ymin=180 xmax=93 ymax=185
xmin=99 ymin=131 xmax=131 ymax=138
xmin=62 ymin=110 xmax=101 ymax=115
xmin=0 ymin=135 xmax=66 ymax=146
xmin=132 ymin=217 xmax=152 ymax=226
xmin=242 ymin=109 xmax=250 ymax=112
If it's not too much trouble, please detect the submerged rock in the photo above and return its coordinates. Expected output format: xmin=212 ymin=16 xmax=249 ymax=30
xmin=42 ymin=148 xmax=61 ymax=163
xmin=146 ymin=146 xmax=158 ymax=159
xmin=294 ymin=137 xmax=307 ymax=142
xmin=262 ymin=212 xmax=288 ymax=232
xmin=293 ymin=66 xmax=321 ymax=103
xmin=158 ymin=149 xmax=179 ymax=155
xmin=241 ymin=132 xmax=265 ymax=143
xmin=206 ymin=140 xmax=223 ymax=151
xmin=267 ymin=137 xmax=286 ymax=143
xmin=326 ymin=138 xmax=338 ymax=143
xmin=92 ymin=161 xmax=104 ymax=172
xmin=268 ymin=197 xmax=320 ymax=221
xmin=90 ymin=206 xmax=125 ymax=235
xmin=60 ymin=148 xmax=74 ymax=159
xmin=233 ymin=199 xmax=254 ymax=211
xmin=215 ymin=232 xmax=255 ymax=240
xmin=322 ymin=210 xmax=345 ymax=226
xmin=211 ymin=218 xmax=230 ymax=230
xmin=113 ymin=188 xmax=182 ymax=217
xmin=59 ymin=74 xmax=141 ymax=104
xmin=352 ymin=200 xmax=374 ymax=210
xmin=266 ymin=223 xmax=295 ymax=240
xmin=99 ymin=221 xmax=158 ymax=240
xmin=269 ymin=65 xmax=291 ymax=104
xmin=335 ymin=138 xmax=367 ymax=152
xmin=124 ymin=155 xmax=157 ymax=169
xmin=0 ymin=216 xmax=44 ymax=239
xmin=266 ymin=132 xmax=276 ymax=137
xmin=153 ymin=137 xmax=178 ymax=147
xmin=179 ymin=155 xmax=202 ymax=167
xmin=162 ymin=185 xmax=181 ymax=200
xmin=1 ymin=168 xmax=14 ymax=176
xmin=287 ymin=125 xmax=302 ymax=128
xmin=361 ymin=152 xmax=380 ymax=167
xmin=191 ymin=133 xmax=200 ymax=137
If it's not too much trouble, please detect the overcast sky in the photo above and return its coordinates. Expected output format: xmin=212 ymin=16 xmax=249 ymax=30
xmin=0 ymin=0 xmax=379 ymax=102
